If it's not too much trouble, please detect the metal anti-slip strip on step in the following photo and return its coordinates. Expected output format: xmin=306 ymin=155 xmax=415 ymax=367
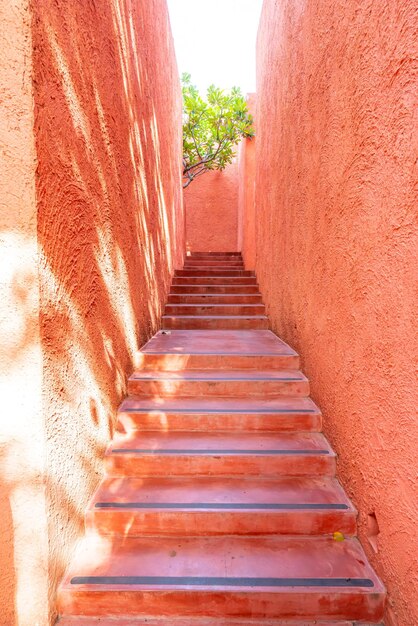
xmin=122 ymin=408 xmax=316 ymax=414
xmin=131 ymin=376 xmax=304 ymax=381
xmin=70 ymin=575 xmax=374 ymax=588
xmin=110 ymin=449 xmax=330 ymax=455
xmin=94 ymin=502 xmax=348 ymax=510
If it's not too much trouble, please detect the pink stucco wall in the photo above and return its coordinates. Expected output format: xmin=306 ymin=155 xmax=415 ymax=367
xmin=255 ymin=2 xmax=417 ymax=625
xmin=0 ymin=1 xmax=184 ymax=623
xmin=238 ymin=93 xmax=256 ymax=269
xmin=184 ymin=159 xmax=239 ymax=252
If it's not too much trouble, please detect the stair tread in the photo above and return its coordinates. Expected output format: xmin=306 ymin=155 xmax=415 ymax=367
xmin=119 ymin=395 xmax=319 ymax=414
xmin=91 ymin=475 xmax=354 ymax=511
xmin=166 ymin=304 xmax=264 ymax=307
xmin=58 ymin=618 xmax=360 ymax=625
xmin=129 ymin=369 xmax=306 ymax=382
xmin=60 ymin=534 xmax=384 ymax=591
xmin=168 ymin=292 xmax=261 ymax=298
xmin=107 ymin=431 xmax=334 ymax=455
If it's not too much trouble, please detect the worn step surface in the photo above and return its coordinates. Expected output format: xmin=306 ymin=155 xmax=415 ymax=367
xmin=105 ymin=431 xmax=335 ymax=477
xmin=58 ymin=534 xmax=385 ymax=620
xmin=172 ymin=277 xmax=258 ymax=285
xmin=134 ymin=329 xmax=299 ymax=369
xmin=128 ymin=368 xmax=309 ymax=398
xmin=134 ymin=329 xmax=299 ymax=370
xmin=117 ymin=396 xmax=321 ymax=433
xmin=175 ymin=270 xmax=255 ymax=277
xmin=167 ymin=294 xmax=263 ymax=304
xmin=58 ymin=617 xmax=374 ymax=626
xmin=171 ymin=284 xmax=262 ymax=294
xmin=162 ymin=315 xmax=269 ymax=330
xmin=188 ymin=251 xmax=243 ymax=256
xmin=58 ymin=618 xmax=383 ymax=626
xmin=165 ymin=304 xmax=266 ymax=316
xmin=87 ymin=475 xmax=356 ymax=536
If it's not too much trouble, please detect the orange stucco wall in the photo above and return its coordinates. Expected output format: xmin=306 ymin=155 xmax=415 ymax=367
xmin=255 ymin=2 xmax=417 ymax=625
xmin=0 ymin=2 xmax=47 ymax=624
xmin=184 ymin=160 xmax=239 ymax=252
xmin=0 ymin=0 xmax=184 ymax=624
xmin=238 ymin=93 xmax=256 ymax=269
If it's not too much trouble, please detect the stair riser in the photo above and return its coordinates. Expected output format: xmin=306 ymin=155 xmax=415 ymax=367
xmin=127 ymin=379 xmax=309 ymax=398
xmin=117 ymin=411 xmax=322 ymax=433
xmin=134 ymin=354 xmax=300 ymax=370
xmin=172 ymin=278 xmax=258 ymax=285
xmin=165 ymin=305 xmax=266 ymax=316
xmin=184 ymin=262 xmax=245 ymax=267
xmin=176 ymin=271 xmax=254 ymax=277
xmin=105 ymin=454 xmax=335 ymax=478
xmin=87 ymin=509 xmax=356 ymax=537
xmin=58 ymin=588 xmax=383 ymax=620
xmin=162 ymin=317 xmax=269 ymax=330
xmin=171 ymin=286 xmax=261 ymax=294
xmin=188 ymin=252 xmax=242 ymax=257
xmin=167 ymin=295 xmax=263 ymax=304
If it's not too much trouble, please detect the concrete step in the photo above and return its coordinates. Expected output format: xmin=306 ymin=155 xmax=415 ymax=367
xmin=128 ymin=368 xmax=309 ymax=398
xmin=188 ymin=251 xmax=242 ymax=257
xmin=58 ymin=615 xmax=383 ymax=624
xmin=172 ymin=276 xmax=258 ymax=285
xmin=167 ymin=293 xmax=263 ymax=304
xmin=57 ymin=618 xmax=379 ymax=626
xmin=105 ymin=431 xmax=335 ymax=477
xmin=162 ymin=315 xmax=269 ymax=330
xmin=58 ymin=535 xmax=385 ymax=620
xmin=176 ymin=270 xmax=255 ymax=277
xmin=87 ymin=475 xmax=356 ymax=537
xmin=184 ymin=261 xmax=245 ymax=267
xmin=170 ymin=284 xmax=261 ymax=294
xmin=165 ymin=304 xmax=266 ymax=316
xmin=117 ymin=395 xmax=322 ymax=433
xmin=133 ymin=329 xmax=299 ymax=371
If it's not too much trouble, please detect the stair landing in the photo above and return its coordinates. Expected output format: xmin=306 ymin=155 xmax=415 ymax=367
xmin=57 ymin=252 xmax=385 ymax=624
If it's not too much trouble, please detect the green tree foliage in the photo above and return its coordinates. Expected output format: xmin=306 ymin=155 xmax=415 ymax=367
xmin=182 ymin=73 xmax=254 ymax=188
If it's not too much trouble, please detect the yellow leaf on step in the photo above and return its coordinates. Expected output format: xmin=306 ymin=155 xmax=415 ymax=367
xmin=333 ymin=531 xmax=345 ymax=542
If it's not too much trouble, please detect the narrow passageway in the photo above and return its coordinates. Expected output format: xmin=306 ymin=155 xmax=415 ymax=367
xmin=57 ymin=252 xmax=385 ymax=624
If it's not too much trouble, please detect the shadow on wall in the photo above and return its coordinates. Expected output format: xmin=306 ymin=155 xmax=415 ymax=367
xmin=0 ymin=0 xmax=183 ymax=623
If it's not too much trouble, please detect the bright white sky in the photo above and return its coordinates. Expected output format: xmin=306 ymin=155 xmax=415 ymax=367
xmin=167 ymin=0 xmax=263 ymax=96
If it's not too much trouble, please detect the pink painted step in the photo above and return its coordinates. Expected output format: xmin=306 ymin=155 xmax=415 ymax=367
xmin=162 ymin=315 xmax=269 ymax=330
xmin=58 ymin=617 xmax=370 ymax=626
xmin=167 ymin=294 xmax=263 ymax=304
xmin=184 ymin=259 xmax=245 ymax=264
xmin=58 ymin=534 xmax=385 ymax=621
xmin=105 ymin=431 xmax=335 ymax=477
xmin=165 ymin=304 xmax=266 ymax=316
xmin=57 ymin=618 xmax=367 ymax=626
xmin=188 ymin=251 xmax=242 ymax=256
xmin=171 ymin=285 xmax=261 ymax=294
xmin=172 ymin=277 xmax=258 ymax=285
xmin=87 ymin=475 xmax=356 ymax=537
xmin=117 ymin=396 xmax=321 ymax=433
xmin=176 ymin=270 xmax=255 ymax=277
xmin=128 ymin=368 xmax=309 ymax=398
xmin=184 ymin=264 xmax=245 ymax=269
xmin=134 ymin=329 xmax=299 ymax=370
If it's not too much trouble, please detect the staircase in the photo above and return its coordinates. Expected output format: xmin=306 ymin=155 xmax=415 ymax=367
xmin=57 ymin=252 xmax=385 ymax=625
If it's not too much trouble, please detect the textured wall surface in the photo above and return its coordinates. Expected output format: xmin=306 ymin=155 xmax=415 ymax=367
xmin=0 ymin=1 xmax=184 ymax=624
xmin=184 ymin=159 xmax=239 ymax=252
xmin=255 ymin=2 xmax=417 ymax=624
xmin=238 ymin=93 xmax=256 ymax=269
xmin=0 ymin=2 xmax=49 ymax=624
